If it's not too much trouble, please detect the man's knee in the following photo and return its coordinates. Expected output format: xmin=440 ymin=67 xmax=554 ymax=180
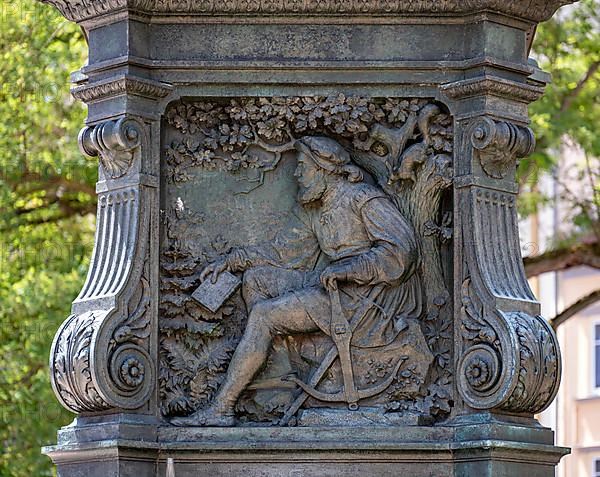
xmin=242 ymin=266 xmax=273 ymax=306
xmin=242 ymin=266 xmax=262 ymax=288
xmin=246 ymin=301 xmax=275 ymax=332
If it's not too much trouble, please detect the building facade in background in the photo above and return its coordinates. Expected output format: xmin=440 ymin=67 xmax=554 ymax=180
xmin=526 ymin=143 xmax=600 ymax=477
xmin=554 ymin=265 xmax=600 ymax=477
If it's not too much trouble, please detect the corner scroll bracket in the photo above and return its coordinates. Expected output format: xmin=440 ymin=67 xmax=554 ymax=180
xmin=455 ymin=115 xmax=561 ymax=417
xmin=50 ymin=116 xmax=156 ymax=414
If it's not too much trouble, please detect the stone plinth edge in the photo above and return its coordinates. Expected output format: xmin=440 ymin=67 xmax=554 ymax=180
xmin=43 ymin=423 xmax=569 ymax=477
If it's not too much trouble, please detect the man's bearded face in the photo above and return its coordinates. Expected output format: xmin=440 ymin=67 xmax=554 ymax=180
xmin=294 ymin=152 xmax=327 ymax=204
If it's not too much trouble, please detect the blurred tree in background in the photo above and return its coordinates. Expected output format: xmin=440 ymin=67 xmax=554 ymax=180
xmin=522 ymin=0 xmax=600 ymax=327
xmin=0 ymin=0 xmax=93 ymax=475
xmin=0 ymin=0 xmax=597 ymax=475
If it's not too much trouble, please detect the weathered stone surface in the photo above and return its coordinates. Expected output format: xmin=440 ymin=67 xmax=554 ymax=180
xmin=36 ymin=0 xmax=574 ymax=474
xmin=44 ymin=420 xmax=569 ymax=477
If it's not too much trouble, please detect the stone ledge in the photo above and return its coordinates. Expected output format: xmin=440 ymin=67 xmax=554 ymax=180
xmin=43 ymin=423 xmax=570 ymax=477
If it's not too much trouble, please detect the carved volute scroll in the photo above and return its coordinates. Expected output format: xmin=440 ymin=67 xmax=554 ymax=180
xmin=450 ymin=100 xmax=562 ymax=415
xmin=457 ymin=277 xmax=560 ymax=413
xmin=50 ymin=116 xmax=157 ymax=413
xmin=79 ymin=118 xmax=141 ymax=179
xmin=470 ymin=118 xmax=535 ymax=179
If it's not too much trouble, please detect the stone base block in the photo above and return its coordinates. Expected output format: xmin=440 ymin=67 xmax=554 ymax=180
xmin=43 ymin=415 xmax=569 ymax=477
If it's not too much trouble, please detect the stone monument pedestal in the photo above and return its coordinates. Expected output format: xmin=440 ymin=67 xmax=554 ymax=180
xmin=36 ymin=0 xmax=574 ymax=475
xmin=45 ymin=416 xmax=568 ymax=477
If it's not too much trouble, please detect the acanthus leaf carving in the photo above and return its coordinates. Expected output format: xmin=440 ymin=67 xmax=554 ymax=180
xmin=51 ymin=311 xmax=111 ymax=413
xmin=71 ymin=76 xmax=173 ymax=104
xmin=501 ymin=311 xmax=561 ymax=414
xmin=441 ymin=76 xmax=546 ymax=103
xmin=460 ymin=278 xmax=499 ymax=346
xmin=112 ymin=277 xmax=152 ymax=349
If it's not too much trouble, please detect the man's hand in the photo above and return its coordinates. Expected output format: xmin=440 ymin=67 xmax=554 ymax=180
xmin=199 ymin=257 xmax=229 ymax=284
xmin=320 ymin=267 xmax=341 ymax=292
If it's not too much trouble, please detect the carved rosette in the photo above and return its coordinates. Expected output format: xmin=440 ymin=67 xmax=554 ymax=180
xmin=455 ymin=115 xmax=561 ymax=416
xmin=50 ymin=117 xmax=157 ymax=413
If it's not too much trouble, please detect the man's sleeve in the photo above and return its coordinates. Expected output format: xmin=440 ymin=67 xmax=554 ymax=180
xmin=336 ymin=197 xmax=419 ymax=286
xmin=226 ymin=206 xmax=320 ymax=271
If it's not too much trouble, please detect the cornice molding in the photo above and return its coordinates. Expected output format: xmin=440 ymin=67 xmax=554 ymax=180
xmin=40 ymin=0 xmax=576 ymax=24
xmin=71 ymin=76 xmax=173 ymax=103
xmin=441 ymin=76 xmax=545 ymax=103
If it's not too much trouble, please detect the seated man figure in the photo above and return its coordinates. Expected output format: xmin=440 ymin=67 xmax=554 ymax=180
xmin=172 ymin=136 xmax=422 ymax=426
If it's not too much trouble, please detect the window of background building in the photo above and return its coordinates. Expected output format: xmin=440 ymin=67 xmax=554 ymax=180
xmin=593 ymin=457 xmax=600 ymax=477
xmin=595 ymin=324 xmax=600 ymax=391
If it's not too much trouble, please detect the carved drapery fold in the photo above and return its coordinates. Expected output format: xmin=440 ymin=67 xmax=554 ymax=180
xmin=455 ymin=114 xmax=561 ymax=416
xmin=50 ymin=117 xmax=156 ymax=413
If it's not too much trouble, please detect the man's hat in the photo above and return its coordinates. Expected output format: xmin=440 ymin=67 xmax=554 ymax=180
xmin=294 ymin=136 xmax=351 ymax=174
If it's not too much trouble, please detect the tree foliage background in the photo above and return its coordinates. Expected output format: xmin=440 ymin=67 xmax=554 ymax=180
xmin=0 ymin=0 xmax=597 ymax=475
xmin=0 ymin=1 xmax=92 ymax=475
xmin=522 ymin=0 xmax=600 ymax=327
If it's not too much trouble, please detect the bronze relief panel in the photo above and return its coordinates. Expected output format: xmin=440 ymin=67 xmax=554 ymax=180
xmin=159 ymin=96 xmax=454 ymax=426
